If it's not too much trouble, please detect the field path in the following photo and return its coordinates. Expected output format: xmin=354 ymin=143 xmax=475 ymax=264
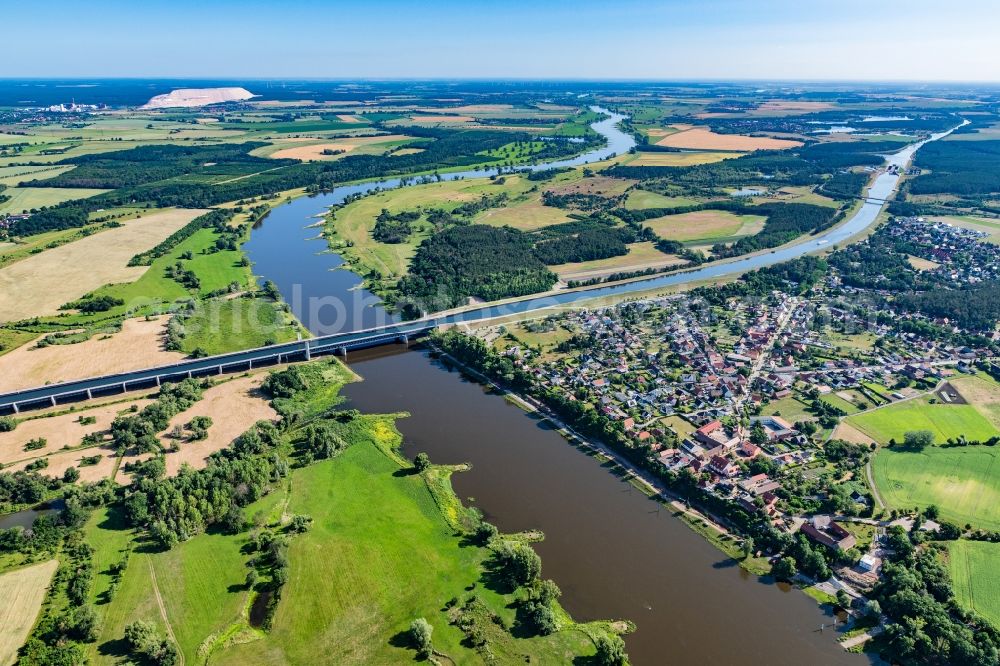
xmin=865 ymin=459 xmax=886 ymax=510
xmin=147 ymin=556 xmax=185 ymax=666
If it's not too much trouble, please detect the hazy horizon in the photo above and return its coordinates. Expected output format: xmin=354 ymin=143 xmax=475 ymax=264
xmin=5 ymin=0 xmax=999 ymax=82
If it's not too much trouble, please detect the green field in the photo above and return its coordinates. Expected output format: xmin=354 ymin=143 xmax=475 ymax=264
xmin=822 ymin=393 xmax=861 ymax=415
xmin=217 ymin=438 xmax=600 ymax=664
xmin=0 ymin=186 xmax=108 ymax=214
xmin=847 ymin=395 xmax=999 ymax=444
xmin=57 ymin=226 xmax=250 ymax=325
xmin=948 ymin=540 xmax=1000 ymax=628
xmin=872 ymin=445 xmax=1000 ymax=529
xmin=85 ymin=499 xmax=280 ymax=664
xmin=0 ymin=164 xmax=75 ymax=187
xmin=82 ymin=376 xmax=610 ymax=664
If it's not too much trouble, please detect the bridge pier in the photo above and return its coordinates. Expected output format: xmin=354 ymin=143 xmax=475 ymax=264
xmin=155 ymin=376 xmax=161 ymax=387
xmin=304 ymin=342 xmax=311 ymax=361
xmin=11 ymin=403 xmax=18 ymax=414
xmin=86 ymin=389 xmax=92 ymax=400
xmin=50 ymin=396 xmax=57 ymax=407
xmin=336 ymin=347 xmax=347 ymax=358
xmin=218 ymin=365 xmax=224 ymax=375
xmin=121 ymin=382 xmax=127 ymax=393
xmin=248 ymin=359 xmax=253 ymax=370
xmin=187 ymin=370 xmax=193 ymax=379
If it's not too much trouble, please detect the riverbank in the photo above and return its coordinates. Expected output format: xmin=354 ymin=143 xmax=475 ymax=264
xmin=427 ymin=340 xmax=773 ymax=575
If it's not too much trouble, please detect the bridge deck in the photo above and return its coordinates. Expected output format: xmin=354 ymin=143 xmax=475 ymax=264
xmin=0 ymin=321 xmax=436 ymax=414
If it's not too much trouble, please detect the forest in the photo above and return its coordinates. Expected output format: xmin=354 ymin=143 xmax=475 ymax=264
xmin=29 ymin=143 xmax=284 ymax=189
xmin=910 ymin=139 xmax=1000 ymax=196
xmin=398 ymin=225 xmax=557 ymax=311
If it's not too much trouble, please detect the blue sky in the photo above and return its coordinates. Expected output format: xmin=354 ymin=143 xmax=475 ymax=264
xmin=5 ymin=0 xmax=998 ymax=80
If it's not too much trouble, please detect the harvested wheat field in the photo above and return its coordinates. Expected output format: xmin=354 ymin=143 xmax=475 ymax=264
xmin=8 ymin=444 xmax=120 ymax=483
xmin=0 ymin=209 xmax=206 ymax=322
xmin=336 ymin=114 xmax=364 ymax=123
xmin=0 ymin=317 xmax=183 ymax=392
xmin=631 ymin=151 xmax=744 ymax=167
xmin=832 ymin=422 xmax=876 ymax=446
xmin=655 ymin=126 xmax=801 ymax=151
xmin=0 ymin=399 xmax=149 ymax=466
xmin=268 ymin=134 xmax=409 ymax=161
xmin=160 ymin=373 xmax=276 ymax=475
xmin=0 ymin=560 xmax=59 ymax=665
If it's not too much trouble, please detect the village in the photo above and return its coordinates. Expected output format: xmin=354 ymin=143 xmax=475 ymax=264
xmin=474 ymin=215 xmax=1000 ymax=615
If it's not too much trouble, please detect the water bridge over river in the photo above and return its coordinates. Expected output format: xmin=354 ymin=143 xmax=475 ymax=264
xmin=0 ymin=320 xmax=439 ymax=415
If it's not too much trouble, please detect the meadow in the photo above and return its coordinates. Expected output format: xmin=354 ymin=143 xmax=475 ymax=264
xmin=178 ymin=297 xmax=302 ymax=356
xmin=872 ymin=445 xmax=1000 ymax=529
xmin=213 ymin=428 xmax=601 ymax=665
xmin=947 ymin=540 xmax=1000 ymax=628
xmin=85 ymin=505 xmax=262 ymax=664
xmin=79 ymin=363 xmax=612 ymax=665
xmin=847 ymin=395 xmax=999 ymax=444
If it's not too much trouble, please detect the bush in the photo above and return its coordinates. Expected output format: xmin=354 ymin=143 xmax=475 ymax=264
xmin=0 ymin=416 xmax=16 ymax=432
xmin=409 ymin=617 xmax=434 ymax=658
xmin=594 ymin=634 xmax=628 ymax=666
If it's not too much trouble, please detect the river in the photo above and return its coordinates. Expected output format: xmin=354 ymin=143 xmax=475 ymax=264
xmin=238 ymin=111 xmax=957 ymax=664
xmin=242 ymin=107 xmax=634 ymax=336
xmin=341 ymin=346 xmax=863 ymax=665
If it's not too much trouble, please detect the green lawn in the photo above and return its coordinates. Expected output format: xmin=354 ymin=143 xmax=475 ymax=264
xmin=872 ymin=445 xmax=1000 ymax=530
xmin=847 ymin=396 xmax=999 ymax=444
xmin=763 ymin=395 xmax=814 ymax=423
xmin=822 ymin=393 xmax=860 ymax=415
xmin=948 ymin=540 xmax=1000 ymax=628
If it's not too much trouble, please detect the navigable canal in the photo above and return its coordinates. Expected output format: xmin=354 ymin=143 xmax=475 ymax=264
xmin=241 ymin=111 xmax=958 ymax=663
